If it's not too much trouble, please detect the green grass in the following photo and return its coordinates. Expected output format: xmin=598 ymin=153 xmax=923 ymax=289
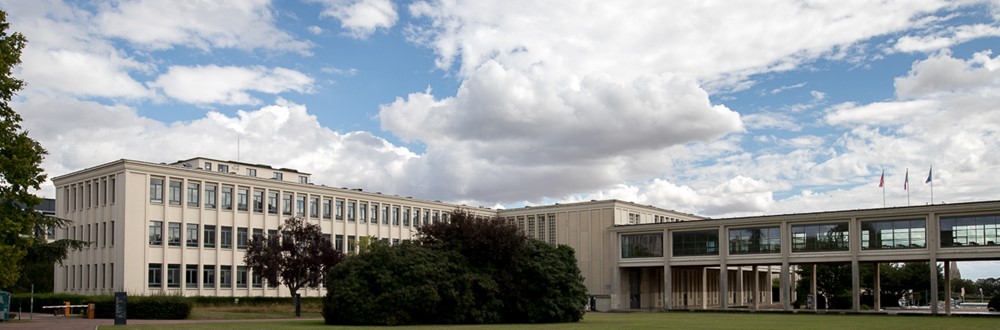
xmin=100 ymin=311 xmax=1000 ymax=329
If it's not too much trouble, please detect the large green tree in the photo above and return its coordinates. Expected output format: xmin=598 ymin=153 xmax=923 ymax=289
xmin=0 ymin=9 xmax=51 ymax=289
xmin=0 ymin=10 xmax=87 ymax=292
xmin=324 ymin=210 xmax=587 ymax=325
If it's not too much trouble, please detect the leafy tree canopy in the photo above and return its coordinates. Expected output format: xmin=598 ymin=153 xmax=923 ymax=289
xmin=324 ymin=210 xmax=587 ymax=325
xmin=244 ymin=217 xmax=345 ymax=297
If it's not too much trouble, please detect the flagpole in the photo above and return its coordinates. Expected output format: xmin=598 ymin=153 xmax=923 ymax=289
xmin=880 ymin=168 xmax=885 ymax=208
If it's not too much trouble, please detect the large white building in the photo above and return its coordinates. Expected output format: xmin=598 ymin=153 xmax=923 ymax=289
xmin=52 ymin=157 xmax=698 ymax=300
xmin=53 ymin=157 xmax=1000 ymax=315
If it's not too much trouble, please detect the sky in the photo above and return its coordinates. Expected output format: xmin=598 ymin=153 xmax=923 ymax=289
xmin=3 ymin=0 xmax=1000 ymax=278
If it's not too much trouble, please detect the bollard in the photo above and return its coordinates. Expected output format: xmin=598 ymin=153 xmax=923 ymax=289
xmin=64 ymin=302 xmax=70 ymax=317
xmin=87 ymin=303 xmax=95 ymax=319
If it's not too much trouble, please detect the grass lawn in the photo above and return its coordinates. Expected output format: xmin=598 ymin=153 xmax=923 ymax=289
xmin=101 ymin=311 xmax=999 ymax=329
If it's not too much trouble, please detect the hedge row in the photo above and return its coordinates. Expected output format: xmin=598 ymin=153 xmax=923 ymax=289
xmin=8 ymin=293 xmax=191 ymax=319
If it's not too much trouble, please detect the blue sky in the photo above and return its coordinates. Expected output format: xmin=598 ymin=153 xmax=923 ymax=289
xmin=4 ymin=0 xmax=1000 ymax=278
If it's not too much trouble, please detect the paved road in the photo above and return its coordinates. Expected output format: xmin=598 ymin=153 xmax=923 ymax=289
xmin=0 ymin=314 xmax=323 ymax=329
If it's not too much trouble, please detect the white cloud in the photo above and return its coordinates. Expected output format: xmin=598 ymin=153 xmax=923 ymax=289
xmin=894 ymin=24 xmax=1000 ymax=53
xmin=824 ymin=100 xmax=939 ymax=126
xmin=148 ymin=65 xmax=314 ymax=105
xmin=317 ymin=0 xmax=398 ymax=39
xmin=95 ymin=0 xmax=313 ymax=54
xmin=307 ymin=26 xmax=324 ymax=35
xmin=18 ymin=97 xmax=417 ymax=198
xmin=743 ymin=112 xmax=802 ymax=131
xmin=894 ymin=50 xmax=1000 ymax=98
xmin=4 ymin=0 xmax=153 ymax=99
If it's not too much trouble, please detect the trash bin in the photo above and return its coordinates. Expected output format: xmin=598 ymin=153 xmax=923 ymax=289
xmin=87 ymin=303 xmax=95 ymax=319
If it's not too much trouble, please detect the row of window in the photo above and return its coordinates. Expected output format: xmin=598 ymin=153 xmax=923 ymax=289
xmin=66 ymin=221 xmax=115 ymax=247
xmin=63 ymin=176 xmax=116 ymax=212
xmin=64 ymin=263 xmax=114 ymax=291
xmin=509 ymin=214 xmax=557 ymax=244
xmin=621 ymin=214 xmax=1000 ymax=258
xmin=148 ymin=263 xmax=272 ymax=289
xmin=150 ymin=222 xmax=258 ymax=249
xmin=149 ymin=177 xmax=450 ymax=227
xmin=332 ymin=234 xmax=409 ymax=253
xmin=201 ymin=161 xmax=307 ymax=183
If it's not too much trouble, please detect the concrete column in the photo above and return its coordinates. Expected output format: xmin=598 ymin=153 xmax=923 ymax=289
xmin=610 ymin=231 xmax=621 ymax=310
xmin=736 ymin=267 xmax=744 ymax=306
xmin=752 ymin=265 xmax=759 ymax=310
xmin=930 ymin=258 xmax=939 ymax=315
xmin=811 ymin=264 xmax=818 ymax=311
xmin=664 ymin=265 xmax=672 ymax=310
xmin=851 ymin=259 xmax=860 ymax=312
xmin=781 ymin=262 xmax=790 ymax=310
xmin=702 ymin=267 xmax=708 ymax=309
xmin=944 ymin=261 xmax=951 ymax=315
xmin=874 ymin=262 xmax=881 ymax=310
xmin=720 ymin=265 xmax=729 ymax=309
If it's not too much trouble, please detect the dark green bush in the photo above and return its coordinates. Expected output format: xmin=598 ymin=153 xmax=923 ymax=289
xmin=989 ymin=294 xmax=1000 ymax=311
xmin=10 ymin=293 xmax=190 ymax=319
xmin=324 ymin=211 xmax=588 ymax=325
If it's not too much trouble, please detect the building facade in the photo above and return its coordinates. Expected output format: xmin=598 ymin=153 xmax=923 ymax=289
xmin=52 ymin=157 xmax=1000 ymax=315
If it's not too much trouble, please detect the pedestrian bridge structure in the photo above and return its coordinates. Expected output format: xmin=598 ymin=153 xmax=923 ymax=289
xmin=610 ymin=200 xmax=1000 ymax=314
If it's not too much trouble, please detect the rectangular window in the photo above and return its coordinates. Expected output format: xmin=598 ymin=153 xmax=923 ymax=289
xmin=246 ymin=168 xmax=257 ymax=177
xmin=348 ymin=235 xmax=356 ymax=253
xmin=101 ymin=179 xmax=107 ymax=205
xmin=672 ymin=230 xmax=719 ymax=256
xmin=221 ymin=186 xmax=233 ymax=210
xmin=167 ymin=264 xmax=181 ymax=288
xmin=148 ymin=263 xmax=162 ymax=288
xmin=402 ymin=207 xmax=410 ymax=226
xmin=296 ymin=196 xmax=306 ymax=216
xmin=111 ymin=178 xmax=116 ymax=203
xmin=203 ymin=265 xmax=215 ymax=288
xmin=237 ymin=188 xmax=249 ymax=211
xmin=622 ymin=233 xmax=663 ymax=258
xmin=168 ymin=222 xmax=181 ymax=246
xmin=383 ymin=206 xmax=390 ymax=225
xmin=101 ymin=222 xmax=106 ymax=246
xmin=253 ymin=190 xmax=264 ymax=213
xmin=283 ymin=194 xmax=292 ymax=215
xmin=150 ymin=178 xmax=164 ymax=203
xmin=220 ymin=265 xmax=232 ymax=288
xmin=204 ymin=162 xmax=212 ymax=171
xmin=423 ymin=210 xmax=430 ymax=226
xmin=205 ymin=184 xmax=217 ymax=209
xmin=392 ymin=207 xmax=400 ymax=225
xmin=149 ymin=221 xmax=163 ymax=246
xmin=218 ymin=164 xmax=229 ymax=173
xmin=359 ymin=202 xmax=368 ymax=222
xmin=273 ymin=172 xmax=283 ymax=180
xmin=110 ymin=221 xmax=115 ymax=246
xmin=252 ymin=228 xmax=264 ymax=240
xmin=729 ymin=227 xmax=781 ymax=254
xmin=187 ymin=182 xmax=200 ymax=207
xmin=237 ymin=227 xmax=248 ymax=249
xmin=169 ymin=180 xmax=182 ymax=205
xmin=236 ymin=266 xmax=248 ymax=288
xmin=268 ymin=229 xmax=278 ymax=239
xmin=252 ymin=270 xmax=263 ymax=288
xmin=791 ymin=222 xmax=850 ymax=252
xmin=371 ymin=204 xmax=379 ymax=223
xmin=186 ymin=265 xmax=198 ymax=288
xmin=204 ymin=225 xmax=216 ymax=248
xmin=310 ymin=197 xmax=319 ymax=218
xmin=940 ymin=214 xmax=1000 ymax=247
xmin=862 ymin=219 xmax=925 ymax=250
xmin=185 ymin=224 xmax=199 ymax=247
xmin=268 ymin=191 xmax=278 ymax=214
xmin=299 ymin=175 xmax=308 ymax=184
xmin=86 ymin=183 xmax=91 ymax=208
xmin=221 ymin=226 xmax=233 ymax=249
xmin=348 ymin=201 xmax=357 ymax=221
xmin=335 ymin=234 xmax=344 ymax=252
xmin=322 ymin=199 xmax=332 ymax=219
xmin=336 ymin=199 xmax=344 ymax=220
